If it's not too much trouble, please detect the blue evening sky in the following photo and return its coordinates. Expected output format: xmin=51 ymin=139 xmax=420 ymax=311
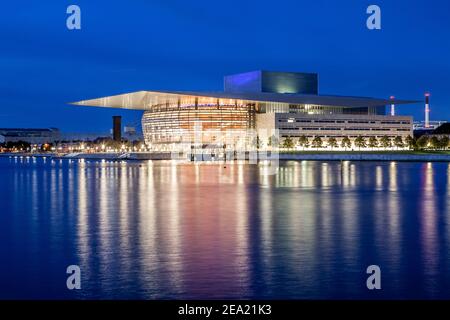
xmin=0 ymin=0 xmax=449 ymax=133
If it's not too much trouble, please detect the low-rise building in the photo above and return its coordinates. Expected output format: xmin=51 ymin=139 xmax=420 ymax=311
xmin=0 ymin=128 xmax=60 ymax=145
xmin=257 ymin=113 xmax=412 ymax=143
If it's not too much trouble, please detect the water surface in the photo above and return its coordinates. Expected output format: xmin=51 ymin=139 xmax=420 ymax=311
xmin=1 ymin=157 xmax=449 ymax=299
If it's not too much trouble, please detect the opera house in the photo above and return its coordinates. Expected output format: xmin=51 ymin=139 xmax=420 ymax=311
xmin=72 ymin=71 xmax=416 ymax=150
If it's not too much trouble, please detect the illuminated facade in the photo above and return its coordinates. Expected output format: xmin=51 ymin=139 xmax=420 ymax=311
xmin=141 ymin=98 xmax=255 ymax=146
xmin=72 ymin=71 xmax=417 ymax=149
xmin=257 ymin=113 xmax=413 ymax=141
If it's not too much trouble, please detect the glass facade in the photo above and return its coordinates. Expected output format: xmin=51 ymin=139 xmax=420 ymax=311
xmin=142 ymin=99 xmax=255 ymax=146
xmin=258 ymin=103 xmax=385 ymax=115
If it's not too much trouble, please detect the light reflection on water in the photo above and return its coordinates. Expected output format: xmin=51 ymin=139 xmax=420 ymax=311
xmin=1 ymin=157 xmax=450 ymax=299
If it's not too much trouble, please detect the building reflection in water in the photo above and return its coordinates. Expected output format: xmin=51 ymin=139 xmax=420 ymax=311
xmin=166 ymin=162 xmax=183 ymax=292
xmin=98 ymin=160 xmax=111 ymax=287
xmin=341 ymin=161 xmax=351 ymax=188
xmin=387 ymin=162 xmax=400 ymax=252
xmin=375 ymin=166 xmax=383 ymax=190
xmin=387 ymin=163 xmax=400 ymax=241
xmin=4 ymin=156 xmax=450 ymax=299
xmin=389 ymin=162 xmax=398 ymax=192
xmin=77 ymin=159 xmax=89 ymax=284
xmin=420 ymin=162 xmax=439 ymax=296
xmin=376 ymin=162 xmax=401 ymax=291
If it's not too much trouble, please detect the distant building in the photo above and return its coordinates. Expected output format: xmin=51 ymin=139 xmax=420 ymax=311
xmin=124 ymin=126 xmax=136 ymax=135
xmin=0 ymin=128 xmax=60 ymax=145
xmin=112 ymin=116 xmax=122 ymax=142
xmin=413 ymin=120 xmax=447 ymax=131
xmin=59 ymin=132 xmax=110 ymax=142
xmin=123 ymin=126 xmax=143 ymax=141
xmin=414 ymin=120 xmax=448 ymax=137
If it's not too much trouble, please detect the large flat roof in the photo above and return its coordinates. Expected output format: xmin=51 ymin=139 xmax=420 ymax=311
xmin=71 ymin=90 xmax=418 ymax=110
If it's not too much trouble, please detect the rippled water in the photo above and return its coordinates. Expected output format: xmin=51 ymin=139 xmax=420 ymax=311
xmin=1 ymin=157 xmax=450 ymax=299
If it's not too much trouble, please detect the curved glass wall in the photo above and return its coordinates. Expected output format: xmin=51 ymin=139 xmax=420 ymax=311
xmin=142 ymin=101 xmax=254 ymax=147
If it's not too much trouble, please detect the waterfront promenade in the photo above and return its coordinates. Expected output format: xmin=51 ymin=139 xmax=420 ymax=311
xmin=2 ymin=151 xmax=450 ymax=162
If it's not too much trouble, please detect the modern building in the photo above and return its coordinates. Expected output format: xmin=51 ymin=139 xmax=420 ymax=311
xmin=414 ymin=120 xmax=447 ymax=132
xmin=0 ymin=128 xmax=60 ymax=145
xmin=72 ymin=71 xmax=417 ymax=150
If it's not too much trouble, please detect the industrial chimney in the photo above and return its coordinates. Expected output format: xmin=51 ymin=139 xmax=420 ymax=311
xmin=113 ymin=116 xmax=122 ymax=141
xmin=425 ymin=93 xmax=430 ymax=128
xmin=390 ymin=96 xmax=395 ymax=116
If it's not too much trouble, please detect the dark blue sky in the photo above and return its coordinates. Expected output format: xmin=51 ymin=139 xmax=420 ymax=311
xmin=1 ymin=0 xmax=449 ymax=133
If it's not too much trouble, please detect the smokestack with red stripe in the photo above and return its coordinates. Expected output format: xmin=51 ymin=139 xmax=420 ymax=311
xmin=390 ymin=96 xmax=395 ymax=116
xmin=425 ymin=93 xmax=430 ymax=128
